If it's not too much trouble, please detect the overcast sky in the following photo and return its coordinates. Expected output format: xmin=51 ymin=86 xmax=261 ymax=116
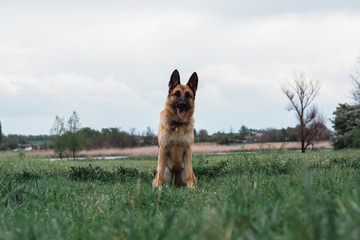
xmin=1 ymin=0 xmax=360 ymax=135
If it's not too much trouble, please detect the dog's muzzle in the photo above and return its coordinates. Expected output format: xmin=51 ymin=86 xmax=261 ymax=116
xmin=175 ymin=100 xmax=188 ymax=120
xmin=177 ymin=101 xmax=187 ymax=112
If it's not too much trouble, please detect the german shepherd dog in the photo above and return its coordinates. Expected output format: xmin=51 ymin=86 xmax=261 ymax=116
xmin=154 ymin=69 xmax=198 ymax=188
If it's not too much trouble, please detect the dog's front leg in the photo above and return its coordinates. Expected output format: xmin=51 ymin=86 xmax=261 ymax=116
xmin=184 ymin=148 xmax=196 ymax=188
xmin=154 ymin=147 xmax=166 ymax=187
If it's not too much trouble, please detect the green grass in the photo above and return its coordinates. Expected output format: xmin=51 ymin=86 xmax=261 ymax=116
xmin=1 ymin=150 xmax=360 ymax=239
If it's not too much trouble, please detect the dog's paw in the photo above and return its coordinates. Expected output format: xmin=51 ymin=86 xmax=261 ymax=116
xmin=186 ymin=182 xmax=195 ymax=189
xmin=153 ymin=179 xmax=164 ymax=189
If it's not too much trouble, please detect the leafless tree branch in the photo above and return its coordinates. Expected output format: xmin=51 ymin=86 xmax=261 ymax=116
xmin=282 ymin=71 xmax=324 ymax=152
xmin=350 ymin=55 xmax=360 ymax=104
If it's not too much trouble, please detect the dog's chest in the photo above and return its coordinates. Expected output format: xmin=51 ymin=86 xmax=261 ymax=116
xmin=159 ymin=131 xmax=193 ymax=168
xmin=161 ymin=133 xmax=192 ymax=170
xmin=160 ymin=131 xmax=193 ymax=148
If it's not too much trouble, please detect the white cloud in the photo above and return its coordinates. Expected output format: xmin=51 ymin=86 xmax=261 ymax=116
xmin=1 ymin=1 xmax=360 ymax=134
xmin=0 ymin=71 xmax=160 ymax=133
xmin=0 ymin=71 xmax=155 ymax=111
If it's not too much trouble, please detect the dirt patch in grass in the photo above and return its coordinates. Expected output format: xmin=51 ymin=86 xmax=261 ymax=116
xmin=25 ymin=141 xmax=332 ymax=158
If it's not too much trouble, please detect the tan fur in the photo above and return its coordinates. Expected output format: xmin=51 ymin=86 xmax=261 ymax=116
xmin=154 ymin=70 xmax=198 ymax=188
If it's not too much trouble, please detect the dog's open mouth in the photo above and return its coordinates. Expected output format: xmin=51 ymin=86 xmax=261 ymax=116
xmin=176 ymin=108 xmax=186 ymax=120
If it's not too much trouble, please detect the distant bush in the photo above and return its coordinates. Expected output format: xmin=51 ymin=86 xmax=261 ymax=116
xmin=14 ymin=171 xmax=41 ymax=181
xmin=344 ymin=127 xmax=360 ymax=148
xmin=193 ymin=161 xmax=228 ymax=179
xmin=332 ymin=103 xmax=360 ymax=149
xmin=68 ymin=164 xmax=154 ymax=182
xmin=330 ymin=156 xmax=360 ymax=169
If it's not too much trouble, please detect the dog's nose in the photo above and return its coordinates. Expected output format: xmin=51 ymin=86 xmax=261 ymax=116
xmin=178 ymin=101 xmax=187 ymax=111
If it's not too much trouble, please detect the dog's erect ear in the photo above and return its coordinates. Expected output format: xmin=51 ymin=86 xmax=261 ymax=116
xmin=169 ymin=69 xmax=181 ymax=92
xmin=187 ymin=72 xmax=198 ymax=95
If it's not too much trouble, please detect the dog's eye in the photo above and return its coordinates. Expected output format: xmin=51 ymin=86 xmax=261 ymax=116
xmin=174 ymin=91 xmax=181 ymax=97
xmin=185 ymin=92 xmax=191 ymax=98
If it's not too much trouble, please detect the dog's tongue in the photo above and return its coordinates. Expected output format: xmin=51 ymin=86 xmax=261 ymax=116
xmin=177 ymin=108 xmax=186 ymax=120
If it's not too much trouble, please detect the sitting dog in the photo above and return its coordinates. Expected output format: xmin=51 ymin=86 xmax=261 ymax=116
xmin=154 ymin=69 xmax=198 ymax=188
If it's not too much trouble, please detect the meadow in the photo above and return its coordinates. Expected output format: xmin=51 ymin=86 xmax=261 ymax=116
xmin=1 ymin=149 xmax=360 ymax=240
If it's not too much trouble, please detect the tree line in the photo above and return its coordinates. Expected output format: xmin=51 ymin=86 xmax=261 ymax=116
xmin=196 ymin=125 xmax=331 ymax=145
xmin=0 ymin=113 xmax=155 ymax=154
xmin=49 ymin=111 xmax=159 ymax=159
xmin=0 ymin=112 xmax=332 ymax=158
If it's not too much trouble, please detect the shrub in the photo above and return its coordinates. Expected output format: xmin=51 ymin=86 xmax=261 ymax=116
xmin=193 ymin=161 xmax=228 ymax=179
xmin=68 ymin=164 xmax=154 ymax=182
xmin=344 ymin=128 xmax=360 ymax=148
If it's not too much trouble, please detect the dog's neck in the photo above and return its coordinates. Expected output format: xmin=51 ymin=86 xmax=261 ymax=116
xmin=170 ymin=121 xmax=184 ymax=132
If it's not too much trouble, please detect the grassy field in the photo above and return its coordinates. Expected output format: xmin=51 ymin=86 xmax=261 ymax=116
xmin=1 ymin=149 xmax=360 ymax=240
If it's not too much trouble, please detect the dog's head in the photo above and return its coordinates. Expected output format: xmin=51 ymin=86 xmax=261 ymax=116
xmin=166 ymin=69 xmax=198 ymax=122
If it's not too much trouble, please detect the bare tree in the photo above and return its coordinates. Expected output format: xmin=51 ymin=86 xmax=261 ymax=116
xmin=282 ymin=72 xmax=323 ymax=152
xmin=350 ymin=55 xmax=360 ymax=104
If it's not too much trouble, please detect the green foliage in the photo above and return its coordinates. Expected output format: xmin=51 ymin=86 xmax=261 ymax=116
xmin=68 ymin=164 xmax=153 ymax=182
xmin=14 ymin=170 xmax=42 ymax=181
xmin=50 ymin=112 xmax=85 ymax=159
xmin=67 ymin=111 xmax=81 ymax=133
xmin=193 ymin=161 xmax=228 ymax=179
xmin=330 ymin=156 xmax=360 ymax=169
xmin=218 ymin=134 xmax=230 ymax=145
xmin=0 ymin=136 xmax=19 ymax=150
xmin=332 ymin=103 xmax=360 ymax=149
xmin=64 ymin=131 xmax=84 ymax=159
xmin=197 ymin=129 xmax=209 ymax=142
xmin=79 ymin=127 xmax=102 ymax=149
xmin=51 ymin=116 xmax=67 ymax=159
xmin=2 ymin=151 xmax=360 ymax=239
xmin=66 ymin=111 xmax=84 ymax=159
xmin=239 ymin=124 xmax=249 ymax=140
xmin=101 ymin=127 xmax=138 ymax=148
xmin=52 ymin=134 xmax=68 ymax=159
xmin=344 ymin=127 xmax=360 ymax=148
xmin=194 ymin=126 xmax=303 ymax=144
